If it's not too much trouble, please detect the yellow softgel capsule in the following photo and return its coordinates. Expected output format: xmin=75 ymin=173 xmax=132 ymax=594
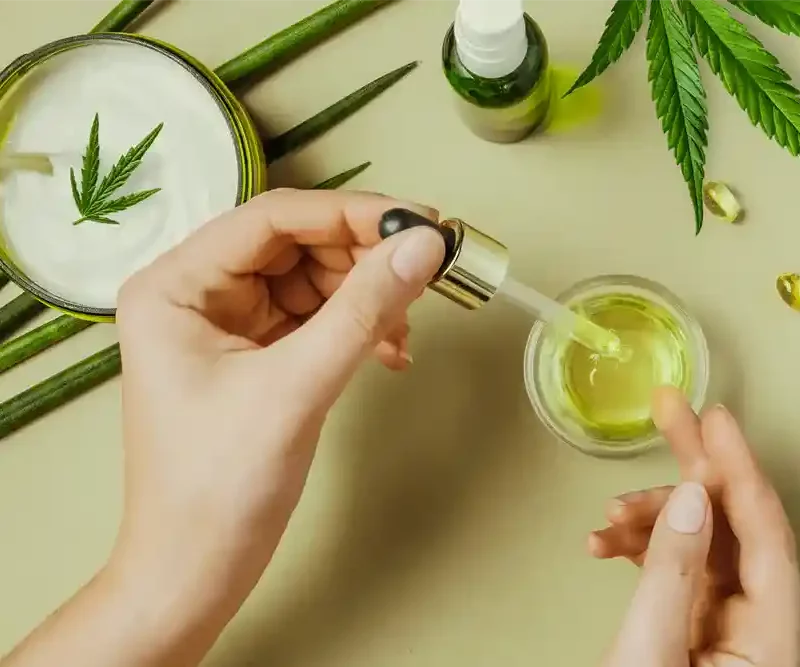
xmin=703 ymin=181 xmax=742 ymax=223
xmin=776 ymin=273 xmax=800 ymax=311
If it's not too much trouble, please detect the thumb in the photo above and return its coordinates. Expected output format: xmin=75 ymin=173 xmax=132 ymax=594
xmin=289 ymin=226 xmax=444 ymax=402
xmin=606 ymin=482 xmax=712 ymax=666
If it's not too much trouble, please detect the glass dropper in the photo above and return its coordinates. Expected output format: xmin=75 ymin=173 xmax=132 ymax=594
xmin=376 ymin=207 xmax=624 ymax=359
xmin=496 ymin=275 xmax=625 ymax=358
xmin=0 ymin=152 xmax=53 ymax=175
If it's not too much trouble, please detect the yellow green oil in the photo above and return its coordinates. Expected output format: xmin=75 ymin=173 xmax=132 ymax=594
xmin=777 ymin=272 xmax=800 ymax=311
xmin=558 ymin=293 xmax=691 ymax=440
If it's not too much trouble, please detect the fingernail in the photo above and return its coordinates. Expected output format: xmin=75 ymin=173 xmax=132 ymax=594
xmin=390 ymin=228 xmax=444 ymax=285
xmin=714 ymin=403 xmax=730 ymax=417
xmin=666 ymin=482 xmax=708 ymax=534
xmin=399 ymin=350 xmax=414 ymax=364
xmin=587 ymin=532 xmax=606 ymax=558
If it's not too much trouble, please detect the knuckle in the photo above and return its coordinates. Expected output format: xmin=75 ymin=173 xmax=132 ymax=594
xmin=117 ymin=271 xmax=147 ymax=312
xmin=656 ymin=559 xmax=694 ymax=580
xmin=645 ymin=548 xmax=700 ymax=581
xmin=116 ymin=268 xmax=159 ymax=323
xmin=341 ymin=302 xmax=381 ymax=346
xmin=261 ymin=187 xmax=298 ymax=204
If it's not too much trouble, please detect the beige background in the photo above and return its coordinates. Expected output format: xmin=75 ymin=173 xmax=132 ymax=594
xmin=0 ymin=0 xmax=799 ymax=664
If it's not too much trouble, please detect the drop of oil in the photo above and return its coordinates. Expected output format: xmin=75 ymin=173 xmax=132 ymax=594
xmin=777 ymin=273 xmax=800 ymax=311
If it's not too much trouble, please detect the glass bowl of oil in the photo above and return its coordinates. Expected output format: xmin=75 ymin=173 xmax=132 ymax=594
xmin=524 ymin=275 xmax=709 ymax=458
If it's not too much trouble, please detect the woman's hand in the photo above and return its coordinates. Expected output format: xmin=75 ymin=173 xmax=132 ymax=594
xmin=1 ymin=189 xmax=444 ymax=667
xmin=113 ymin=187 xmax=444 ymax=622
xmin=591 ymin=388 xmax=799 ymax=667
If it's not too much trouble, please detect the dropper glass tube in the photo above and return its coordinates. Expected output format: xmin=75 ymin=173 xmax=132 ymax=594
xmin=497 ymin=276 xmax=625 ymax=358
xmin=524 ymin=275 xmax=709 ymax=458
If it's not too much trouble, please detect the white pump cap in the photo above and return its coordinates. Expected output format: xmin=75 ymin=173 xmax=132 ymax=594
xmin=454 ymin=0 xmax=528 ymax=79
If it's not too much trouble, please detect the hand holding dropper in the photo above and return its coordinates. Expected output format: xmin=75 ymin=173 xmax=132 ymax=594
xmin=378 ymin=208 xmax=626 ymax=359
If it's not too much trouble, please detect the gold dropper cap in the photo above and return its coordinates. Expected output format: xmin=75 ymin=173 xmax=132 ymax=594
xmin=432 ymin=217 xmax=510 ymax=309
xmin=378 ymin=208 xmax=510 ymax=310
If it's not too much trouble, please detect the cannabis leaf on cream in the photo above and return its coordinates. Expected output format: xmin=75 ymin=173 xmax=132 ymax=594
xmin=70 ymin=114 xmax=163 ymax=226
xmin=567 ymin=0 xmax=800 ymax=233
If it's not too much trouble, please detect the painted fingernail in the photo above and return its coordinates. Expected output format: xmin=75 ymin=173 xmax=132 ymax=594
xmin=666 ymin=482 xmax=708 ymax=534
xmin=390 ymin=228 xmax=444 ymax=285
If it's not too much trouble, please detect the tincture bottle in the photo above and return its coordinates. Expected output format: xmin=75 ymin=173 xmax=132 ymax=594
xmin=442 ymin=0 xmax=551 ymax=143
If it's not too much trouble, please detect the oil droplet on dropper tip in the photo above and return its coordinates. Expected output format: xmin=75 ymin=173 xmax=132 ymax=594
xmin=568 ymin=313 xmax=631 ymax=362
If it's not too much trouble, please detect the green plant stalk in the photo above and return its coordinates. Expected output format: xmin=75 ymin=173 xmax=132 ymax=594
xmin=91 ymin=0 xmax=157 ymax=33
xmin=313 ymin=161 xmax=371 ymax=189
xmin=0 ymin=166 xmax=372 ymax=439
xmin=0 ymin=315 xmax=94 ymax=375
xmin=0 ymin=344 xmax=121 ymax=440
xmin=267 ymin=61 xmax=417 ymax=162
xmin=215 ymin=0 xmax=396 ymax=86
xmin=0 ymin=293 xmax=47 ymax=342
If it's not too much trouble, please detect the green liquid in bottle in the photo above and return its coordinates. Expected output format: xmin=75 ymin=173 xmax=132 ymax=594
xmin=442 ymin=14 xmax=551 ymax=143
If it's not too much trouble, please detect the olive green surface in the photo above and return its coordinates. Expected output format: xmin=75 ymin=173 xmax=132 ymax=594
xmin=0 ymin=2 xmax=799 ymax=666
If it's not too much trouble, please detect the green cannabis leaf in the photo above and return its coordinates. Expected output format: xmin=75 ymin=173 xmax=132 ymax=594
xmin=573 ymin=0 xmax=800 ymax=232
xmin=681 ymin=0 xmax=800 ymax=155
xmin=647 ymin=0 xmax=708 ymax=233
xmin=565 ymin=0 xmax=648 ymax=96
xmin=728 ymin=0 xmax=800 ymax=37
xmin=70 ymin=113 xmax=163 ymax=226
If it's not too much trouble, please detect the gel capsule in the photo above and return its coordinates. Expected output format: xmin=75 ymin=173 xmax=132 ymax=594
xmin=703 ymin=181 xmax=742 ymax=223
xmin=777 ymin=273 xmax=800 ymax=311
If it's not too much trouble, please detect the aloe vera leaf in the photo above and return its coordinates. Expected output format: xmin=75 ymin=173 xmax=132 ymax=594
xmin=0 ymin=315 xmax=94 ymax=375
xmin=0 ymin=293 xmax=47 ymax=342
xmin=90 ymin=0 xmax=157 ymax=33
xmin=0 ymin=344 xmax=121 ymax=440
xmin=267 ymin=61 xmax=417 ymax=162
xmin=313 ymin=161 xmax=371 ymax=189
xmin=215 ymin=0 xmax=396 ymax=86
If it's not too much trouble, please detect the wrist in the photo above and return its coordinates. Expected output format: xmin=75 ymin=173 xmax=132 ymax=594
xmin=102 ymin=521 xmax=279 ymax=666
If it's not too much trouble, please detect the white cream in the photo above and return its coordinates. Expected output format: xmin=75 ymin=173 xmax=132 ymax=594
xmin=0 ymin=41 xmax=240 ymax=310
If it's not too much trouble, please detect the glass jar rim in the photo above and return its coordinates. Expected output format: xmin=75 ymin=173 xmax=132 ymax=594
xmin=0 ymin=33 xmax=263 ymax=321
xmin=523 ymin=274 xmax=710 ymax=458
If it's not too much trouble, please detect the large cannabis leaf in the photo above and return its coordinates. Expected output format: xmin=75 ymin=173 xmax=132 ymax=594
xmin=647 ymin=0 xmax=709 ymax=232
xmin=728 ymin=0 xmax=800 ymax=37
xmin=681 ymin=0 xmax=800 ymax=155
xmin=570 ymin=0 xmax=800 ymax=232
xmin=565 ymin=0 xmax=648 ymax=95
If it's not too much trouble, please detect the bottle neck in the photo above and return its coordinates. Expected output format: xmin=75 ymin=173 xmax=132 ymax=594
xmin=454 ymin=3 xmax=528 ymax=79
